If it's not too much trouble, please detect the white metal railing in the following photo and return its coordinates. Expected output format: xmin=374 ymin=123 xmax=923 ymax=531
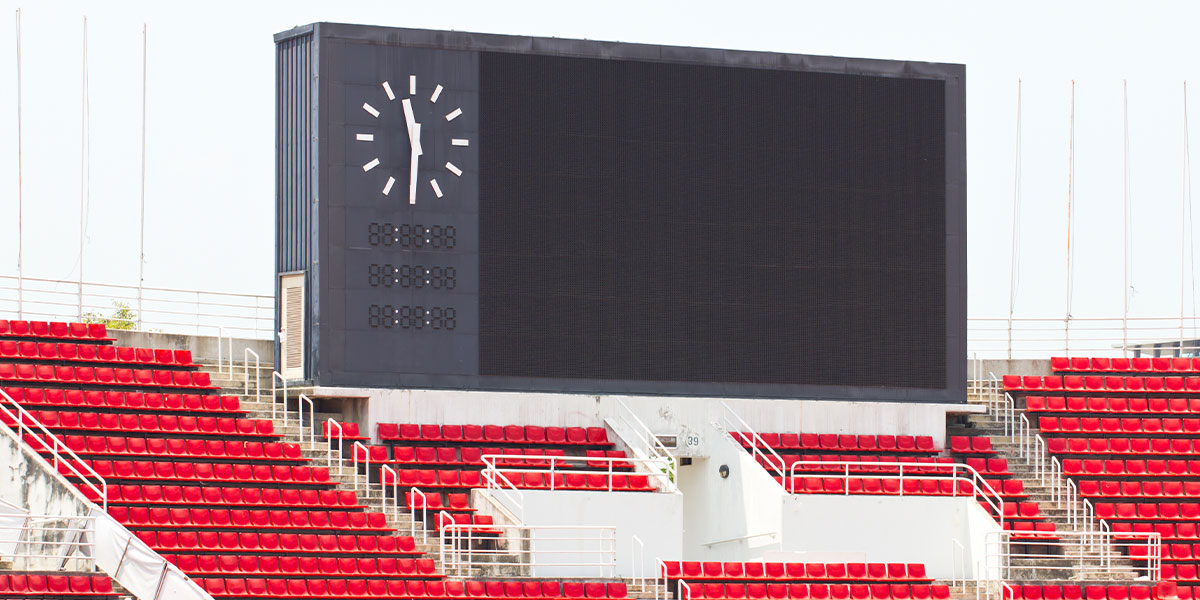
xmin=970 ymin=315 xmax=1200 ymax=359
xmin=950 ymin=539 xmax=967 ymax=592
xmin=408 ymin=487 xmax=429 ymax=545
xmin=0 ymin=389 xmax=106 ymax=508
xmin=718 ymin=401 xmax=787 ymax=486
xmin=983 ymin=529 xmax=1159 ymax=584
xmin=0 ymin=274 xmax=272 ymax=339
xmin=481 ymin=465 xmax=526 ymax=521
xmin=439 ymin=519 xmax=617 ymax=579
xmin=243 ymin=348 xmax=260 ymax=401
xmin=0 ymin=512 xmax=94 ymax=570
xmin=326 ymin=419 xmax=345 ymax=475
xmin=784 ymin=460 xmax=1004 ymax=523
xmin=350 ymin=441 xmax=372 ymax=498
xmin=978 ymin=374 xmax=1103 ymax=534
xmin=614 ymin=398 xmax=678 ymax=493
xmin=216 ymin=327 xmax=232 ymax=375
xmin=630 ymin=535 xmax=646 ymax=591
xmin=271 ymin=371 xmax=287 ymax=423
xmin=378 ymin=465 xmax=401 ymax=523
xmin=481 ymin=454 xmax=674 ymax=494
xmin=297 ymin=394 xmax=314 ymax=445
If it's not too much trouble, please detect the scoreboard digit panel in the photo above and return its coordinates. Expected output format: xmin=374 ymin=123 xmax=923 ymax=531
xmin=281 ymin=24 xmax=966 ymax=402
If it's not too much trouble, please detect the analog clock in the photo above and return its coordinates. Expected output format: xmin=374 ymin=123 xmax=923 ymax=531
xmin=356 ymin=75 xmax=470 ymax=204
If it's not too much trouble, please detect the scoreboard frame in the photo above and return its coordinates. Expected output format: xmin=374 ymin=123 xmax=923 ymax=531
xmin=274 ymin=22 xmax=966 ymax=403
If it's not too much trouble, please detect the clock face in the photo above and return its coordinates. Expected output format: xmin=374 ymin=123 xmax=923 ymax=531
xmin=356 ymin=75 xmax=471 ymax=205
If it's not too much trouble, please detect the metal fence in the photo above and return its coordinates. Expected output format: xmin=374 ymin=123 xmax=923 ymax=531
xmin=970 ymin=316 xmax=1200 ymax=359
xmin=0 ymin=275 xmax=272 ymax=340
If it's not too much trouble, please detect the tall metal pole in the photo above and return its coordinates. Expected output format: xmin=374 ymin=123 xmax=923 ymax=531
xmin=138 ymin=24 xmax=147 ymax=330
xmin=1007 ymin=79 xmax=1023 ymax=360
xmin=1066 ymin=80 xmax=1076 ymax=355
xmin=1123 ymin=80 xmax=1129 ymax=355
xmin=78 ymin=16 xmax=88 ymax=320
xmin=1184 ymin=82 xmax=1192 ymax=355
xmin=14 ymin=9 xmax=23 ymax=319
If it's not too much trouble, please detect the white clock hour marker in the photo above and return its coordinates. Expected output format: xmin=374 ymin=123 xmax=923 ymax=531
xmin=382 ymin=81 xmax=395 ymax=101
xmin=409 ymin=75 xmax=416 ymax=95
xmin=445 ymin=108 xmax=462 ymax=121
xmin=445 ymin=162 xmax=462 ymax=176
xmin=362 ymin=158 xmax=380 ymax=172
xmin=362 ymin=103 xmax=380 ymax=118
xmin=451 ymin=138 xmax=469 ymax=146
xmin=355 ymin=133 xmax=374 ymax=142
xmin=430 ymin=179 xmax=443 ymax=198
xmin=431 ymin=85 xmax=443 ymax=103
xmin=382 ymin=177 xmax=396 ymax=196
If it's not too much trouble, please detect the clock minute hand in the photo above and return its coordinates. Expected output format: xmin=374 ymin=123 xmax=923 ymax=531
xmin=408 ymin=122 xmax=422 ymax=204
xmin=401 ymin=98 xmax=417 ymax=143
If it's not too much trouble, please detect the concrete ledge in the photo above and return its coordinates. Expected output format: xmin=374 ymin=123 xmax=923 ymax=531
xmin=110 ymin=330 xmax=272 ymax=365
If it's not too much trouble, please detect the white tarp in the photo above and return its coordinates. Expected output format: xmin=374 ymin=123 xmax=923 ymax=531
xmin=91 ymin=508 xmax=211 ymax=600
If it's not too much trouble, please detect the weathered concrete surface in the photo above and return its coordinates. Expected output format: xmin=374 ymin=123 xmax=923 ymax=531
xmin=110 ymin=330 xmax=271 ymax=365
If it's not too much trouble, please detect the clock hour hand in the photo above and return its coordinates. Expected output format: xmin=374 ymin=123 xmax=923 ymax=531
xmin=409 ymin=122 xmax=422 ymax=204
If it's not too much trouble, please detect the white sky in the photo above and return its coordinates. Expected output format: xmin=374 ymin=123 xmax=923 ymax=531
xmin=1 ymin=0 xmax=1199 ymax=323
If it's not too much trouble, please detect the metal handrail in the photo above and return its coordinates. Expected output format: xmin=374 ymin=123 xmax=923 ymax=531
xmin=481 ymin=454 xmax=674 ymax=492
xmin=614 ymin=398 xmax=678 ymax=492
xmin=271 ymin=371 xmax=287 ymax=424
xmin=719 ymin=401 xmax=788 ymax=485
xmin=0 ymin=513 xmax=95 ymax=568
xmin=325 ymin=418 xmax=344 ymax=475
xmin=350 ymin=441 xmax=371 ymax=497
xmin=440 ymin=521 xmax=617 ymax=579
xmin=243 ymin=348 xmax=260 ymax=401
xmin=983 ymin=529 xmax=1160 ymax=585
xmin=216 ymin=327 xmax=231 ymax=375
xmin=0 ymin=389 xmax=106 ymax=508
xmin=408 ymin=487 xmax=428 ymax=545
xmin=784 ymin=459 xmax=1004 ymax=524
xmin=379 ymin=465 xmax=400 ymax=522
xmin=297 ymin=394 xmax=314 ymax=445
xmin=481 ymin=466 xmax=525 ymax=522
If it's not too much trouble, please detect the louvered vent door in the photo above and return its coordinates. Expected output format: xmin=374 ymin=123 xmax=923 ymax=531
xmin=280 ymin=273 xmax=305 ymax=379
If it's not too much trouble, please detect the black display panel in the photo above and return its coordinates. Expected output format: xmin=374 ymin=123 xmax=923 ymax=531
xmin=275 ymin=23 xmax=966 ymax=402
xmin=479 ymin=53 xmax=946 ymax=388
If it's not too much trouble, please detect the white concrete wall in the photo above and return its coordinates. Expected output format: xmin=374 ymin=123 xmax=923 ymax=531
xmin=779 ymin=494 xmax=1000 ymax=580
xmin=677 ymin=422 xmax=788 ymax=561
xmin=330 ymin=386 xmax=972 ymax=452
xmin=487 ymin=489 xmax=683 ymax=579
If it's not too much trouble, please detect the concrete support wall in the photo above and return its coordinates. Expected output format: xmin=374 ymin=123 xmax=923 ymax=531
xmin=333 ymin=387 xmax=972 ymax=453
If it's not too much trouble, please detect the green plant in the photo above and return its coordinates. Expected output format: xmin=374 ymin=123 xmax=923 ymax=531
xmin=82 ymin=301 xmax=138 ymax=330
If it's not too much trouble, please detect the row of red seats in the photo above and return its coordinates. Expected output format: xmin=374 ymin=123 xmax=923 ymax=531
xmin=0 ymin=319 xmax=107 ymax=339
xmin=949 ymin=436 xmax=994 ymax=453
xmin=322 ymin=421 xmax=369 ymax=441
xmin=1114 ymin=521 xmax=1200 ymax=540
xmin=135 ymin=529 xmax=420 ymax=554
xmin=383 ymin=468 xmax=654 ymax=491
xmin=1080 ymin=479 xmax=1200 ymax=498
xmin=168 ymin=553 xmax=438 ymax=577
xmin=359 ymin=445 xmax=631 ymax=468
xmin=75 ymin=459 xmax=331 ymax=484
xmin=201 ymin=578 xmax=627 ymax=599
xmin=738 ymin=434 xmax=936 ymax=453
xmin=1062 ymin=458 xmax=1200 ymax=477
xmin=434 ymin=512 xmax=500 ymax=535
xmin=12 ymin=411 xmax=272 ymax=436
xmin=1027 ymin=396 xmax=1200 ymax=414
xmin=0 ymin=363 xmax=214 ymax=388
xmin=380 ymin=423 xmax=610 ymax=445
xmin=57 ymin=435 xmax=302 ymax=460
xmin=661 ymin=561 xmax=928 ymax=581
xmin=1049 ymin=436 xmax=1200 ymax=456
xmin=1001 ymin=520 xmax=1059 ymax=537
xmin=0 ymin=574 xmax=114 ymax=596
xmin=1040 ymin=416 xmax=1200 ymax=434
xmin=963 ymin=458 xmax=1012 ymax=476
xmin=108 ymin=484 xmax=361 ymax=508
xmin=1096 ymin=502 xmax=1200 ymax=520
xmin=1052 ymin=356 xmax=1200 ymax=373
xmin=2 ymin=387 xmax=241 ymax=413
xmin=109 ymin=506 xmax=389 ymax=530
xmin=1147 ymin=544 xmax=1200 ymax=561
xmin=1004 ymin=375 xmax=1200 ymax=393
xmin=406 ymin=491 xmax=473 ymax=512
xmin=1162 ymin=564 xmax=1200 ymax=580
xmin=784 ymin=477 xmax=976 ymax=497
xmin=680 ymin=583 xmax=949 ymax=600
xmin=771 ymin=456 xmax=955 ymax=472
xmin=0 ymin=340 xmax=194 ymax=366
xmin=1003 ymin=584 xmax=1159 ymax=600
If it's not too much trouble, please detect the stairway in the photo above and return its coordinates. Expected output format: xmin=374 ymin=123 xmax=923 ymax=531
xmin=204 ymin=361 xmax=659 ymax=595
xmin=952 ymin=393 xmax=1143 ymax=583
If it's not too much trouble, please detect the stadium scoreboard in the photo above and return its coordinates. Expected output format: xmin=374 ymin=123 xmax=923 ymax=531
xmin=274 ymin=23 xmax=966 ymax=402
